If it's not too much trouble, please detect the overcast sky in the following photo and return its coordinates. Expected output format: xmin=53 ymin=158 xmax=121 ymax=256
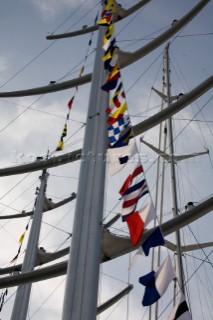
xmin=0 ymin=0 xmax=213 ymax=319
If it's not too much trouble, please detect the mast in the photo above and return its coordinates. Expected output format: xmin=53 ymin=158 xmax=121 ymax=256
xmin=61 ymin=12 xmax=108 ymax=320
xmin=10 ymin=170 xmax=48 ymax=320
xmin=164 ymin=43 xmax=185 ymax=292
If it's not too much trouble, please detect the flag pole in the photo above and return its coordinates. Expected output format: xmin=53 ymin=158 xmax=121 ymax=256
xmin=164 ymin=43 xmax=185 ymax=293
xmin=62 ymin=9 xmax=109 ymax=320
xmin=10 ymin=170 xmax=48 ymax=320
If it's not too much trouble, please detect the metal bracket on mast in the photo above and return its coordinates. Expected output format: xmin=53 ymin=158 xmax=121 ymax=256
xmin=152 ymin=86 xmax=182 ymax=102
xmin=140 ymin=137 xmax=209 ymax=163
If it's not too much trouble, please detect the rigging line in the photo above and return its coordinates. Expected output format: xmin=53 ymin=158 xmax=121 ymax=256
xmin=0 ymin=178 xmax=38 ymax=216
xmin=187 ymin=225 xmax=213 ymax=268
xmin=140 ymin=62 xmax=163 ymax=142
xmin=0 ymin=41 xmax=57 ymax=89
xmin=183 ymin=250 xmax=192 ymax=316
xmin=43 ymin=235 xmax=71 ymax=252
xmin=64 ymin=123 xmax=86 ymax=144
xmin=39 ymin=204 xmax=75 ymax=244
xmin=157 ymin=94 xmax=213 ymax=168
xmin=188 ymin=253 xmax=208 ymax=320
xmin=171 ymin=95 xmax=213 ymax=148
xmin=103 ymin=157 xmax=109 ymax=222
xmin=141 ymin=307 xmax=148 ymax=320
xmin=0 ymin=99 xmax=85 ymax=125
xmin=175 ymin=109 xmax=206 ymax=149
xmin=115 ymin=1 xmax=153 ymax=39
xmin=117 ymin=31 xmax=213 ymax=43
xmin=29 ymin=277 xmax=66 ymax=319
xmin=46 ymin=193 xmax=75 ymax=200
xmin=41 ymin=220 xmax=71 ymax=236
xmin=52 ymin=8 xmax=95 ymax=156
xmin=0 ymin=1 xmax=99 ymax=89
xmin=55 ymin=49 xmax=95 ymax=83
xmin=0 ymin=172 xmax=31 ymax=202
xmin=0 ymin=95 xmax=44 ymax=134
xmin=48 ymin=123 xmax=85 ymax=158
xmin=0 ymin=198 xmax=35 ymax=239
xmin=1 ymin=289 xmax=17 ymax=312
xmin=170 ymin=48 xmax=213 ymax=148
xmin=121 ymin=25 xmax=170 ymax=52
xmin=173 ymin=165 xmax=204 ymax=203
xmin=176 ymin=164 xmax=185 ymax=218
xmin=63 ymin=137 xmax=83 ymax=149
xmin=157 ymin=249 xmax=213 ymax=319
xmin=49 ymin=174 xmax=78 ymax=179
xmin=2 ymin=48 xmax=90 ymax=135
xmin=126 ymin=254 xmax=131 ymax=320
xmin=56 ymin=0 xmax=100 ymax=36
xmin=50 ymin=0 xmax=91 ymax=35
xmin=0 ymin=202 xmax=20 ymax=212
xmin=104 ymin=296 xmax=127 ymax=320
xmin=185 ymin=253 xmax=213 ymax=266
xmin=110 ymin=226 xmax=129 ymax=235
xmin=126 ymin=50 xmax=163 ymax=93
xmin=130 ymin=103 xmax=162 ymax=117
xmin=173 ymin=118 xmax=213 ymax=123
xmin=101 ymin=272 xmax=129 ymax=285
xmin=0 ymin=224 xmax=18 ymax=244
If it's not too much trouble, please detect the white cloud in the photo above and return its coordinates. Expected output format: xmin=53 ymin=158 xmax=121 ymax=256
xmin=30 ymin=0 xmax=93 ymax=20
xmin=0 ymin=56 xmax=8 ymax=72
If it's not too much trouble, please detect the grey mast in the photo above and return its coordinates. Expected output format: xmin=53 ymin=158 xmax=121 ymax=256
xmin=62 ymin=19 xmax=109 ymax=320
xmin=164 ymin=43 xmax=185 ymax=293
xmin=10 ymin=170 xmax=48 ymax=320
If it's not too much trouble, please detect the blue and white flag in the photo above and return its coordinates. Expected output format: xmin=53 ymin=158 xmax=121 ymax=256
xmin=167 ymin=292 xmax=191 ymax=320
xmin=139 ymin=256 xmax=175 ymax=306
xmin=141 ymin=226 xmax=165 ymax=256
xmin=108 ymin=116 xmax=131 ymax=146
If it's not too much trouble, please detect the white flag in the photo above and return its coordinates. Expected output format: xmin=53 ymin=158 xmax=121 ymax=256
xmin=107 ymin=143 xmax=136 ymax=176
xmin=168 ymin=292 xmax=191 ymax=320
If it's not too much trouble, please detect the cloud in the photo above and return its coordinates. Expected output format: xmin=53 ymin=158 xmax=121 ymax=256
xmin=0 ymin=56 xmax=8 ymax=83
xmin=0 ymin=56 xmax=8 ymax=72
xmin=30 ymin=0 xmax=93 ymax=20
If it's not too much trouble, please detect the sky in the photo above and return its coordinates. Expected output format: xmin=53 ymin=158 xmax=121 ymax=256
xmin=0 ymin=0 xmax=213 ymax=319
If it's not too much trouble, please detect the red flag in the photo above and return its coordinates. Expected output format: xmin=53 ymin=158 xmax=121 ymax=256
xmin=125 ymin=212 xmax=145 ymax=246
xmin=68 ymin=96 xmax=75 ymax=110
xmin=124 ymin=202 xmax=156 ymax=246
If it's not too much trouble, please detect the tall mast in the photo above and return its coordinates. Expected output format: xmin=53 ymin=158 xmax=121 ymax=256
xmin=164 ymin=43 xmax=185 ymax=292
xmin=10 ymin=170 xmax=48 ymax=320
xmin=62 ymin=13 xmax=109 ymax=320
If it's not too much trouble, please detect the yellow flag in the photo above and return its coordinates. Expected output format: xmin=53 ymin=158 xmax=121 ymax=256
xmin=56 ymin=139 xmax=64 ymax=151
xmin=79 ymin=66 xmax=84 ymax=77
xmin=104 ymin=24 xmax=114 ymax=44
xmin=19 ymin=231 xmax=26 ymax=244
xmin=62 ymin=124 xmax=67 ymax=137
xmin=111 ymin=102 xmax=127 ymax=118
xmin=105 ymin=0 xmax=115 ymax=12
xmin=107 ymin=63 xmax=119 ymax=81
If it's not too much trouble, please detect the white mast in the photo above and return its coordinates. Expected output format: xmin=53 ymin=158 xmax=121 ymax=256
xmin=164 ymin=43 xmax=185 ymax=292
xmin=61 ymin=15 xmax=109 ymax=320
xmin=10 ymin=170 xmax=48 ymax=320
